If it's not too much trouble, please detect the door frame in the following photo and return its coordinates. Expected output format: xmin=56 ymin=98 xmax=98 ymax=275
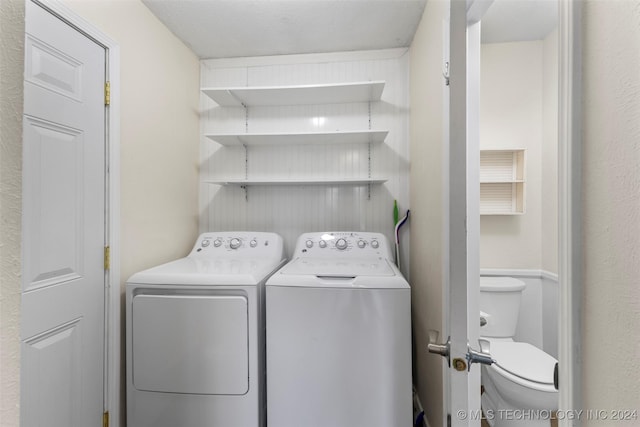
xmin=557 ymin=0 xmax=583 ymax=422
xmin=30 ymin=1 xmax=121 ymax=425
xmin=445 ymin=0 xmax=582 ymax=425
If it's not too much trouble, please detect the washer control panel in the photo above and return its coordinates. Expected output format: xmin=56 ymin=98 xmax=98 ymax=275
xmin=295 ymin=232 xmax=392 ymax=260
xmin=189 ymin=232 xmax=283 ymax=258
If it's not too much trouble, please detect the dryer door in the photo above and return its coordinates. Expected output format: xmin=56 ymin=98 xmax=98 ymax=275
xmin=132 ymin=293 xmax=248 ymax=395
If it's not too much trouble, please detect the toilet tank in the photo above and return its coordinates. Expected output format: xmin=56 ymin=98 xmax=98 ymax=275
xmin=479 ymin=277 xmax=526 ymax=338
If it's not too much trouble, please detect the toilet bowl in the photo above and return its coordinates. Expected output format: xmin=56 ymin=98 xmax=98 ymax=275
xmin=481 ymin=339 xmax=558 ymax=426
xmin=480 ymin=277 xmax=558 ymax=426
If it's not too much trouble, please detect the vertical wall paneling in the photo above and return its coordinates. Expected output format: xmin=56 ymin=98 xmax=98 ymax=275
xmin=199 ymin=49 xmax=410 ymax=272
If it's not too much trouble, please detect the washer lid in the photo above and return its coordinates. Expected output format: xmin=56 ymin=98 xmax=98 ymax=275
xmin=278 ymin=257 xmax=395 ymax=277
xmin=127 ymin=256 xmax=285 ymax=286
xmin=489 ymin=340 xmax=557 ymax=384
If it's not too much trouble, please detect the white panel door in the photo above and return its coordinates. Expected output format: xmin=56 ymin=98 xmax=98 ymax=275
xmin=21 ymin=2 xmax=106 ymax=426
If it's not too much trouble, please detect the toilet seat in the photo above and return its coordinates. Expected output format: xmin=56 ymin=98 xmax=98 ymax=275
xmin=487 ymin=340 xmax=557 ymax=392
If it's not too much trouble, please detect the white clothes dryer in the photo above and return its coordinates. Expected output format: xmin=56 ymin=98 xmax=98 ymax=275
xmin=126 ymin=232 xmax=285 ymax=427
xmin=266 ymin=232 xmax=412 ymax=427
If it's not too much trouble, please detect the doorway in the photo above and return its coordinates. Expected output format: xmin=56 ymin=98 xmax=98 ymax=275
xmin=410 ymin=1 xmax=582 ymax=426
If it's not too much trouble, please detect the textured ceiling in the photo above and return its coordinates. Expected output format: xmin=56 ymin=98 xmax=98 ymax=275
xmin=142 ymin=0 xmax=427 ymax=59
xmin=142 ymin=0 xmax=558 ymax=59
xmin=482 ymin=0 xmax=557 ymax=44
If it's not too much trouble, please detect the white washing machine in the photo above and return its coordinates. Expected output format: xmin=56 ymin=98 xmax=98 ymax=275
xmin=126 ymin=232 xmax=285 ymax=427
xmin=266 ymin=232 xmax=412 ymax=427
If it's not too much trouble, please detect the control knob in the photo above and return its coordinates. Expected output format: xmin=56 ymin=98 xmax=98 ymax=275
xmin=305 ymin=240 xmax=314 ymax=249
xmin=214 ymin=239 xmax=222 ymax=247
xmin=319 ymin=240 xmax=327 ymax=248
xmin=201 ymin=240 xmax=210 ymax=247
xmin=250 ymin=239 xmax=258 ymax=248
xmin=230 ymin=238 xmax=241 ymax=250
xmin=335 ymin=238 xmax=348 ymax=250
xmin=371 ymin=240 xmax=379 ymax=249
xmin=357 ymin=240 xmax=366 ymax=249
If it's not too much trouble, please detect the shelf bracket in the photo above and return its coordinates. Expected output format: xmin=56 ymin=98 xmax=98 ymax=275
xmin=226 ymin=89 xmax=246 ymax=108
xmin=367 ymin=101 xmax=373 ymax=202
xmin=243 ymin=144 xmax=248 ymax=180
xmin=367 ymin=141 xmax=372 ymax=201
xmin=240 ymin=184 xmax=248 ymax=201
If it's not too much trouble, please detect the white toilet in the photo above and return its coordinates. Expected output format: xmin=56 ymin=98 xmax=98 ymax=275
xmin=480 ymin=277 xmax=558 ymax=427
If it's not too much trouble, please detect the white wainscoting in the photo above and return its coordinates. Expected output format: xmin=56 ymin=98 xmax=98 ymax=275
xmin=199 ymin=49 xmax=411 ymax=275
xmin=480 ymin=269 xmax=559 ymax=358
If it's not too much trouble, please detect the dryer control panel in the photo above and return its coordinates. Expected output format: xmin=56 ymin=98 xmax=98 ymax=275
xmin=189 ymin=232 xmax=284 ymax=258
xmin=295 ymin=232 xmax=393 ymax=260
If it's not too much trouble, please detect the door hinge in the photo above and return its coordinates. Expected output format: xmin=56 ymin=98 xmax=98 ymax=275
xmin=104 ymin=81 xmax=111 ymax=106
xmin=103 ymin=411 xmax=109 ymax=427
xmin=104 ymin=246 xmax=110 ymax=270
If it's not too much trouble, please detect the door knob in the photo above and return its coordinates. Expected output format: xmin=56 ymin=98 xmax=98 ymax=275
xmin=427 ymin=330 xmax=450 ymax=366
xmin=466 ymin=338 xmax=495 ymax=371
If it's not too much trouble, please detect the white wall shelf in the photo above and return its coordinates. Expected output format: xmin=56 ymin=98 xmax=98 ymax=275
xmin=201 ymin=81 xmax=385 ymax=106
xmin=480 ymin=149 xmax=526 ymax=215
xmin=207 ymin=178 xmax=388 ymax=186
xmin=205 ymin=130 xmax=388 ymax=146
xmin=201 ymin=79 xmax=387 ymax=200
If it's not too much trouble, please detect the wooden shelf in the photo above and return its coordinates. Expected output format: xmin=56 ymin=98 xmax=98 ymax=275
xmin=201 ymin=81 xmax=385 ymax=107
xmin=207 ymin=178 xmax=388 ymax=186
xmin=205 ymin=130 xmax=388 ymax=146
xmin=480 ymin=149 xmax=526 ymax=215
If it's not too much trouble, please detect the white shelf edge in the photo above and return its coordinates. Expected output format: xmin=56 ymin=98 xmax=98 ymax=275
xmin=480 ymin=180 xmax=525 ymax=184
xmin=206 ymin=178 xmax=388 ymax=186
xmin=205 ymin=130 xmax=388 ymax=146
xmin=480 ymin=211 xmax=526 ymax=216
xmin=201 ymin=80 xmax=385 ymax=106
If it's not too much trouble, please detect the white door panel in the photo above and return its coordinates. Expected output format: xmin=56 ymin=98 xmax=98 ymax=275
xmin=21 ymin=2 xmax=106 ymax=426
xmin=21 ymin=319 xmax=83 ymax=427
xmin=22 ymin=117 xmax=85 ymax=291
xmin=25 ymin=34 xmax=84 ymax=102
xmin=132 ymin=294 xmax=249 ymax=395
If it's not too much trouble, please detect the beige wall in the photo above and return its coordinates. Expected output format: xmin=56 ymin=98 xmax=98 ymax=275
xmin=0 ymin=1 xmax=24 ymax=425
xmin=479 ymin=41 xmax=544 ymax=270
xmin=409 ymin=1 xmax=447 ymax=426
xmin=582 ymin=0 xmax=640 ymax=421
xmin=63 ymin=0 xmax=201 ymax=283
xmin=541 ymin=28 xmax=558 ymax=274
xmin=479 ymin=35 xmax=558 ymax=275
xmin=0 ymin=1 xmax=200 ymax=425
